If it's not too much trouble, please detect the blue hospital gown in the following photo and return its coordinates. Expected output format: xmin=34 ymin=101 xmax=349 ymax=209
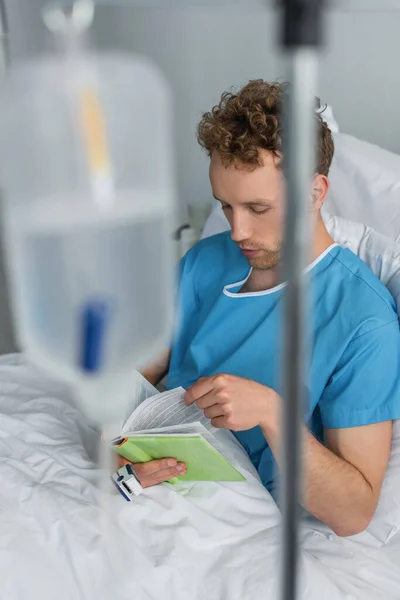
xmin=167 ymin=232 xmax=400 ymax=494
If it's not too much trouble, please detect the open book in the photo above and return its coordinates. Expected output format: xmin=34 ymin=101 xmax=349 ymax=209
xmin=111 ymin=383 xmax=246 ymax=484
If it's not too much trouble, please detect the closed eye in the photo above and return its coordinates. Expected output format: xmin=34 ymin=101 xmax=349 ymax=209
xmin=249 ymin=206 xmax=271 ymax=215
xmin=219 ymin=202 xmax=271 ymax=215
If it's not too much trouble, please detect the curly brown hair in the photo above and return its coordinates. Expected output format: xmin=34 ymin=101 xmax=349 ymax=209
xmin=197 ymin=79 xmax=334 ymax=176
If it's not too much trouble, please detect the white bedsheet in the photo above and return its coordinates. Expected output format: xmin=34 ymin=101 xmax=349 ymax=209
xmin=0 ymin=354 xmax=399 ymax=600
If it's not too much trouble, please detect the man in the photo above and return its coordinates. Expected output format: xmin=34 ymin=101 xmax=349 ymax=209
xmin=123 ymin=80 xmax=400 ymax=537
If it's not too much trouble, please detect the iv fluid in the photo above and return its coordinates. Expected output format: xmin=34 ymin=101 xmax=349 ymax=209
xmin=6 ymin=191 xmax=174 ymax=423
xmin=0 ymin=52 xmax=177 ymax=425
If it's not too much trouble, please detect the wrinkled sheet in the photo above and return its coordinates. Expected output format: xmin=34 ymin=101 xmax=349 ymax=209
xmin=0 ymin=354 xmax=399 ymax=600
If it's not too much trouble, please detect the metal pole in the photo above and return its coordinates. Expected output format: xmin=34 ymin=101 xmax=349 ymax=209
xmin=278 ymin=2 xmax=326 ymax=600
xmin=0 ymin=0 xmax=9 ymax=71
xmin=281 ymin=48 xmax=317 ymax=600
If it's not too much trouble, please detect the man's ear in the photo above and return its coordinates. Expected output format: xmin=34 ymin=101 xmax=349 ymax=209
xmin=311 ymin=174 xmax=330 ymax=211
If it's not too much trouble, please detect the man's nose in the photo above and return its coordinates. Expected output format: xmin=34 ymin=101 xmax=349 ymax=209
xmin=230 ymin=213 xmax=251 ymax=243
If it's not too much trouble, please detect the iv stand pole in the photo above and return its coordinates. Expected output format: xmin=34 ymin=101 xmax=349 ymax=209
xmin=0 ymin=0 xmax=8 ymax=73
xmin=278 ymin=2 xmax=326 ymax=600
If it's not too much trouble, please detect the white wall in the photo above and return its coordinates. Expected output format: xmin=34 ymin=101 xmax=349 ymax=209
xmin=91 ymin=4 xmax=400 ymax=217
xmin=7 ymin=2 xmax=400 ymax=204
xmin=93 ymin=7 xmax=283 ymax=215
xmin=320 ymin=10 xmax=400 ymax=153
xmin=4 ymin=0 xmax=48 ymax=60
xmin=5 ymin=2 xmax=400 ymax=213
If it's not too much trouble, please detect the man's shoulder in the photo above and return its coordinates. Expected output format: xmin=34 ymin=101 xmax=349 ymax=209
xmin=317 ymin=247 xmax=400 ymax=431
xmin=183 ymin=232 xmax=243 ymax=275
xmin=328 ymin=246 xmax=398 ymax=332
xmin=187 ymin=231 xmax=236 ymax=259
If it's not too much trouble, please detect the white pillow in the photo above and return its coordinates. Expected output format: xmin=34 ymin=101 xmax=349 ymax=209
xmin=325 ymin=133 xmax=400 ymax=243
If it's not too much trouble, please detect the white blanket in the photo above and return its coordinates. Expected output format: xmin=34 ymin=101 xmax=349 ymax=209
xmin=0 ymin=354 xmax=399 ymax=600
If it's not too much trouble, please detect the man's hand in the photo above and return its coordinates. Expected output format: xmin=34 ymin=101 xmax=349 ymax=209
xmin=184 ymin=373 xmax=391 ymax=536
xmin=184 ymin=373 xmax=280 ymax=431
xmin=117 ymin=457 xmax=186 ymax=488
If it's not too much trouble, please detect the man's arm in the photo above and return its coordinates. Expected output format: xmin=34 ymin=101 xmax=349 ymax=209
xmin=140 ymin=349 xmax=171 ymax=387
xmin=184 ymin=374 xmax=393 ymax=537
xmin=262 ymin=417 xmax=392 ymax=537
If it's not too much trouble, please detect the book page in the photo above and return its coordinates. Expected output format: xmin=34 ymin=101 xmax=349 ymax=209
xmin=125 ymin=424 xmax=204 ymax=437
xmin=126 ymin=370 xmax=159 ymax=415
xmin=102 ymin=370 xmax=159 ymax=442
xmin=122 ymin=388 xmax=214 ymax=435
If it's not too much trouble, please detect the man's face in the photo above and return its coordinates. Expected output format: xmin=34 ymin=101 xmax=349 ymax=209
xmin=209 ymin=151 xmax=285 ymax=270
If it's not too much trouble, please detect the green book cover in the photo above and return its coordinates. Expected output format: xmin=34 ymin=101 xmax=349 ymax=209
xmin=112 ymin=434 xmax=246 ymax=483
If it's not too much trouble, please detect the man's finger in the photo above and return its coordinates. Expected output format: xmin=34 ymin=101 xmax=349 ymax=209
xmin=133 ymin=458 xmax=177 ymax=477
xmin=184 ymin=376 xmax=216 ymax=406
xmin=140 ymin=463 xmax=187 ymax=488
xmin=196 ymin=391 xmax=226 ymax=410
xmin=203 ymin=404 xmax=225 ymax=419
xmin=211 ymin=416 xmax=229 ymax=429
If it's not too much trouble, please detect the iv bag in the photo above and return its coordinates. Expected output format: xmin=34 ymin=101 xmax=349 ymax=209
xmin=0 ymin=52 xmax=176 ymax=425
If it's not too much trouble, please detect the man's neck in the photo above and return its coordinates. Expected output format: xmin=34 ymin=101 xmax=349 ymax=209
xmin=241 ymin=216 xmax=335 ymax=294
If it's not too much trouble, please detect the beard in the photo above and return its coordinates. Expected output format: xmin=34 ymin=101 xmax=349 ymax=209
xmin=245 ymin=241 xmax=283 ymax=270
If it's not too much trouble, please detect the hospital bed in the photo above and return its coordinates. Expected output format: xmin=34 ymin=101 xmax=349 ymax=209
xmin=1 ymin=126 xmax=400 ymax=600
